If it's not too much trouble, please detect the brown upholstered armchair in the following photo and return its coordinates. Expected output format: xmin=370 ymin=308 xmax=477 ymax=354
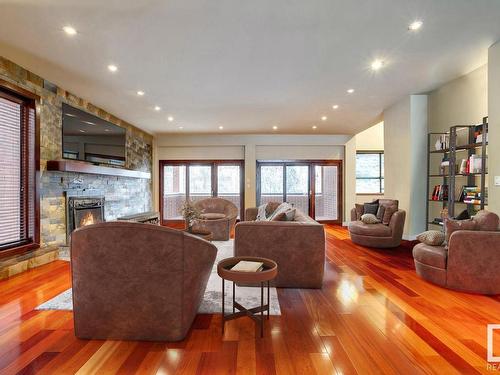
xmin=413 ymin=211 xmax=500 ymax=294
xmin=71 ymin=221 xmax=217 ymax=341
xmin=348 ymin=199 xmax=406 ymax=248
xmin=193 ymin=198 xmax=238 ymax=240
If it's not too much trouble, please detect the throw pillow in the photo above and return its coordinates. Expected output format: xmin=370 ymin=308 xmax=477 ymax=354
xmin=267 ymin=202 xmax=293 ymax=221
xmin=417 ymin=230 xmax=445 ymax=246
xmin=472 ymin=210 xmax=499 ymax=231
xmin=265 ymin=202 xmax=282 ymax=217
xmin=271 ymin=212 xmax=287 ymax=221
xmin=361 ymin=213 xmax=380 ymax=224
xmin=382 ymin=205 xmax=397 ymax=225
xmin=376 ymin=205 xmax=386 ymax=222
xmin=355 ymin=204 xmax=364 ymax=220
xmin=444 ymin=218 xmax=477 ymax=243
xmin=284 ymin=208 xmax=296 ymax=221
xmin=455 ymin=209 xmax=470 ymax=220
xmin=363 ymin=202 xmax=379 ymax=216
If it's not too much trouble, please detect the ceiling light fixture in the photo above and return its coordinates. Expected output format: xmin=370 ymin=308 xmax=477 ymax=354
xmin=62 ymin=26 xmax=77 ymax=36
xmin=312 ymin=125 xmax=317 ymax=129
xmin=332 ymin=104 xmax=339 ymax=110
xmin=347 ymin=89 xmax=355 ymax=94
xmin=137 ymin=90 xmax=145 ymax=96
xmin=104 ymin=129 xmax=110 ymax=132
xmin=272 ymin=125 xmax=278 ymax=130
xmin=154 ymin=106 xmax=161 ymax=111
xmin=168 ymin=116 xmax=174 ymax=122
xmin=178 ymin=126 xmax=184 ymax=129
xmin=321 ymin=116 xmax=327 ymax=121
xmin=218 ymin=126 xmax=224 ymax=130
xmin=371 ymin=59 xmax=384 ymax=71
xmin=79 ymin=129 xmax=86 ymax=133
xmin=408 ymin=20 xmax=423 ymax=31
xmin=107 ymin=64 xmax=118 ymax=72
xmin=83 ymin=121 xmax=95 ymax=125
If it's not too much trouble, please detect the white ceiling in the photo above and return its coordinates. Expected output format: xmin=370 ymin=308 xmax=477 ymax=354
xmin=1 ymin=0 xmax=500 ymax=135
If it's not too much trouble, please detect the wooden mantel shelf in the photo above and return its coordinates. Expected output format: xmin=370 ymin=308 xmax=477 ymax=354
xmin=46 ymin=160 xmax=151 ymax=179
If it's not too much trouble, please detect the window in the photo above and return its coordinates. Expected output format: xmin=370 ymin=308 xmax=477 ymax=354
xmin=356 ymin=152 xmax=384 ymax=194
xmin=0 ymin=85 xmax=39 ymax=252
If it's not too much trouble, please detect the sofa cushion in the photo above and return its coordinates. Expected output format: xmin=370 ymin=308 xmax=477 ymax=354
xmin=200 ymin=213 xmax=226 ymax=220
xmin=363 ymin=202 xmax=379 ymax=215
xmin=417 ymin=230 xmax=445 ymax=246
xmin=444 ymin=218 xmax=477 ymax=243
xmin=376 ymin=205 xmax=386 ymax=222
xmin=349 ymin=221 xmax=391 ymax=236
xmin=382 ymin=205 xmax=398 ymax=225
xmin=413 ymin=243 xmax=447 ymax=269
xmin=361 ymin=213 xmax=380 ymax=224
xmin=472 ymin=210 xmax=499 ymax=231
xmin=355 ymin=204 xmax=364 ymax=220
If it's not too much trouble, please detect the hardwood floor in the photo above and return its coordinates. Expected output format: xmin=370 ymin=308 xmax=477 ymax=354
xmin=0 ymin=225 xmax=499 ymax=374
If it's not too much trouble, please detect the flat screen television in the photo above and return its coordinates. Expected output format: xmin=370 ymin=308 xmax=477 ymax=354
xmin=62 ymin=103 xmax=126 ymax=167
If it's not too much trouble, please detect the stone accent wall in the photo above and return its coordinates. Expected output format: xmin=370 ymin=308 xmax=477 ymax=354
xmin=0 ymin=56 xmax=154 ymax=249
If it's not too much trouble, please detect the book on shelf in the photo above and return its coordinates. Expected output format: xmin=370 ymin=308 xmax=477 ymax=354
xmin=462 ymin=186 xmax=487 ymax=204
xmin=231 ymin=260 xmax=264 ymax=272
xmin=474 ymin=124 xmax=488 ymax=144
xmin=431 ymin=184 xmax=448 ymax=201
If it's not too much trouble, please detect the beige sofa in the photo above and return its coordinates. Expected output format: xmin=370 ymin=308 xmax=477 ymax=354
xmin=348 ymin=199 xmax=406 ymax=248
xmin=234 ymin=207 xmax=325 ymax=288
xmin=413 ymin=211 xmax=500 ymax=294
xmin=71 ymin=221 xmax=217 ymax=341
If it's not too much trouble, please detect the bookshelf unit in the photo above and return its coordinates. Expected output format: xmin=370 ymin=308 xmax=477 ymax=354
xmin=426 ymin=117 xmax=488 ymax=230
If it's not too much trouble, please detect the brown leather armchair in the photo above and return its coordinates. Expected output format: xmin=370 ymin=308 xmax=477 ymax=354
xmin=348 ymin=199 xmax=406 ymax=248
xmin=71 ymin=221 xmax=217 ymax=341
xmin=193 ymin=198 xmax=238 ymax=240
xmin=413 ymin=211 xmax=500 ymax=294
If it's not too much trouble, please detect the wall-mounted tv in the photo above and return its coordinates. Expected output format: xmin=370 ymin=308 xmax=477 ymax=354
xmin=62 ymin=103 xmax=126 ymax=167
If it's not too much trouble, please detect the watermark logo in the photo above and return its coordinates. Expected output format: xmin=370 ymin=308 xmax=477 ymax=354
xmin=488 ymin=324 xmax=500 ymax=363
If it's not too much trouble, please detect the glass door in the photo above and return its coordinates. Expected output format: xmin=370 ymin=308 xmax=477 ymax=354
xmin=160 ymin=160 xmax=244 ymax=223
xmin=259 ymin=165 xmax=284 ymax=204
xmin=313 ymin=164 xmax=339 ymax=221
xmin=286 ymin=165 xmax=309 ymax=214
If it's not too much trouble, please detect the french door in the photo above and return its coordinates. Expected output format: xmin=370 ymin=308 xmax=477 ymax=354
xmin=160 ymin=160 xmax=244 ymax=223
xmin=257 ymin=160 xmax=342 ymax=223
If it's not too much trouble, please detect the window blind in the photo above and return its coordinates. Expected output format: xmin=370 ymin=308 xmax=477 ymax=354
xmin=0 ymin=94 xmax=36 ymax=250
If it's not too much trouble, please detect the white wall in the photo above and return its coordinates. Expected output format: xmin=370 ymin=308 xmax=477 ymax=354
xmin=155 ymin=134 xmax=351 ymax=217
xmin=488 ymin=43 xmax=500 ymax=214
xmin=354 ymin=121 xmax=385 ymax=205
xmin=384 ymin=95 xmax=428 ymax=239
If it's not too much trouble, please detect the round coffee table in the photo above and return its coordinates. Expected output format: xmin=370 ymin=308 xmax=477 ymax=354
xmin=217 ymin=256 xmax=278 ymax=337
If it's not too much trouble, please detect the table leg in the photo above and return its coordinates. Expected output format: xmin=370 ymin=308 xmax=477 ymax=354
xmin=260 ymin=282 xmax=264 ymax=337
xmin=267 ymin=280 xmax=270 ymax=320
xmin=232 ymin=281 xmax=235 ymax=314
xmin=222 ymin=278 xmax=225 ymax=334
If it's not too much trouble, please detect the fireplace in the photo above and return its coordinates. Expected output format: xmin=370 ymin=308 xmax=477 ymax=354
xmin=67 ymin=196 xmax=105 ymax=238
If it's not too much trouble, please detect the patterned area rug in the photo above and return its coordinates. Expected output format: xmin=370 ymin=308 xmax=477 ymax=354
xmin=36 ymin=240 xmax=281 ymax=315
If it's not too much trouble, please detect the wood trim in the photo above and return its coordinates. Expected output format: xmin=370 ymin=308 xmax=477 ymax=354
xmin=47 ymin=160 xmax=151 ymax=179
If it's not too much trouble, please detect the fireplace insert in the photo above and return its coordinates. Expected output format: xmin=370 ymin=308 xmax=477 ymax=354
xmin=67 ymin=196 xmax=105 ymax=238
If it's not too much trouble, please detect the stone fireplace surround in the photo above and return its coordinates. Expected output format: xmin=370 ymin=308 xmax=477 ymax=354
xmin=0 ymin=56 xmax=154 ymax=278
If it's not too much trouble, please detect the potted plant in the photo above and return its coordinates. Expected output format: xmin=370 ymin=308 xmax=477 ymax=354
xmin=181 ymin=200 xmax=202 ymax=232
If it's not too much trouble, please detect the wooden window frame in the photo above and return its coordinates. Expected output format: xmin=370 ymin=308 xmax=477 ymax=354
xmin=356 ymin=151 xmax=384 ymax=195
xmin=0 ymin=79 xmax=40 ymax=259
xmin=159 ymin=160 xmax=245 ymax=225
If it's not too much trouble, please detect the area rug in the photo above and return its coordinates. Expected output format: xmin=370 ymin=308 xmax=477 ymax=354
xmin=36 ymin=240 xmax=281 ymax=315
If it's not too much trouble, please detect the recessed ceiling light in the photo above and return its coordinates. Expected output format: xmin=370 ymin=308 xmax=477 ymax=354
xmin=107 ymin=64 xmax=118 ymax=72
xmin=79 ymin=129 xmax=86 ymax=133
xmin=178 ymin=126 xmax=184 ymax=129
xmin=62 ymin=26 xmax=77 ymax=36
xmin=154 ymin=106 xmax=161 ymax=111
xmin=371 ymin=59 xmax=384 ymax=71
xmin=168 ymin=116 xmax=174 ymax=122
xmin=218 ymin=126 xmax=224 ymax=130
xmin=272 ymin=125 xmax=278 ymax=130
xmin=321 ymin=116 xmax=327 ymax=121
xmin=332 ymin=105 xmax=339 ymax=110
xmin=312 ymin=125 xmax=318 ymax=129
xmin=104 ymin=129 xmax=110 ymax=132
xmin=137 ymin=90 xmax=145 ymax=96
xmin=83 ymin=121 xmax=95 ymax=125
xmin=65 ymin=113 xmax=77 ymax=117
xmin=408 ymin=20 xmax=423 ymax=31
xmin=347 ymin=89 xmax=355 ymax=94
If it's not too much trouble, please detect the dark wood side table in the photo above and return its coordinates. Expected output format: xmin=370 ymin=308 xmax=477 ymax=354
xmin=217 ymin=256 xmax=278 ymax=337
